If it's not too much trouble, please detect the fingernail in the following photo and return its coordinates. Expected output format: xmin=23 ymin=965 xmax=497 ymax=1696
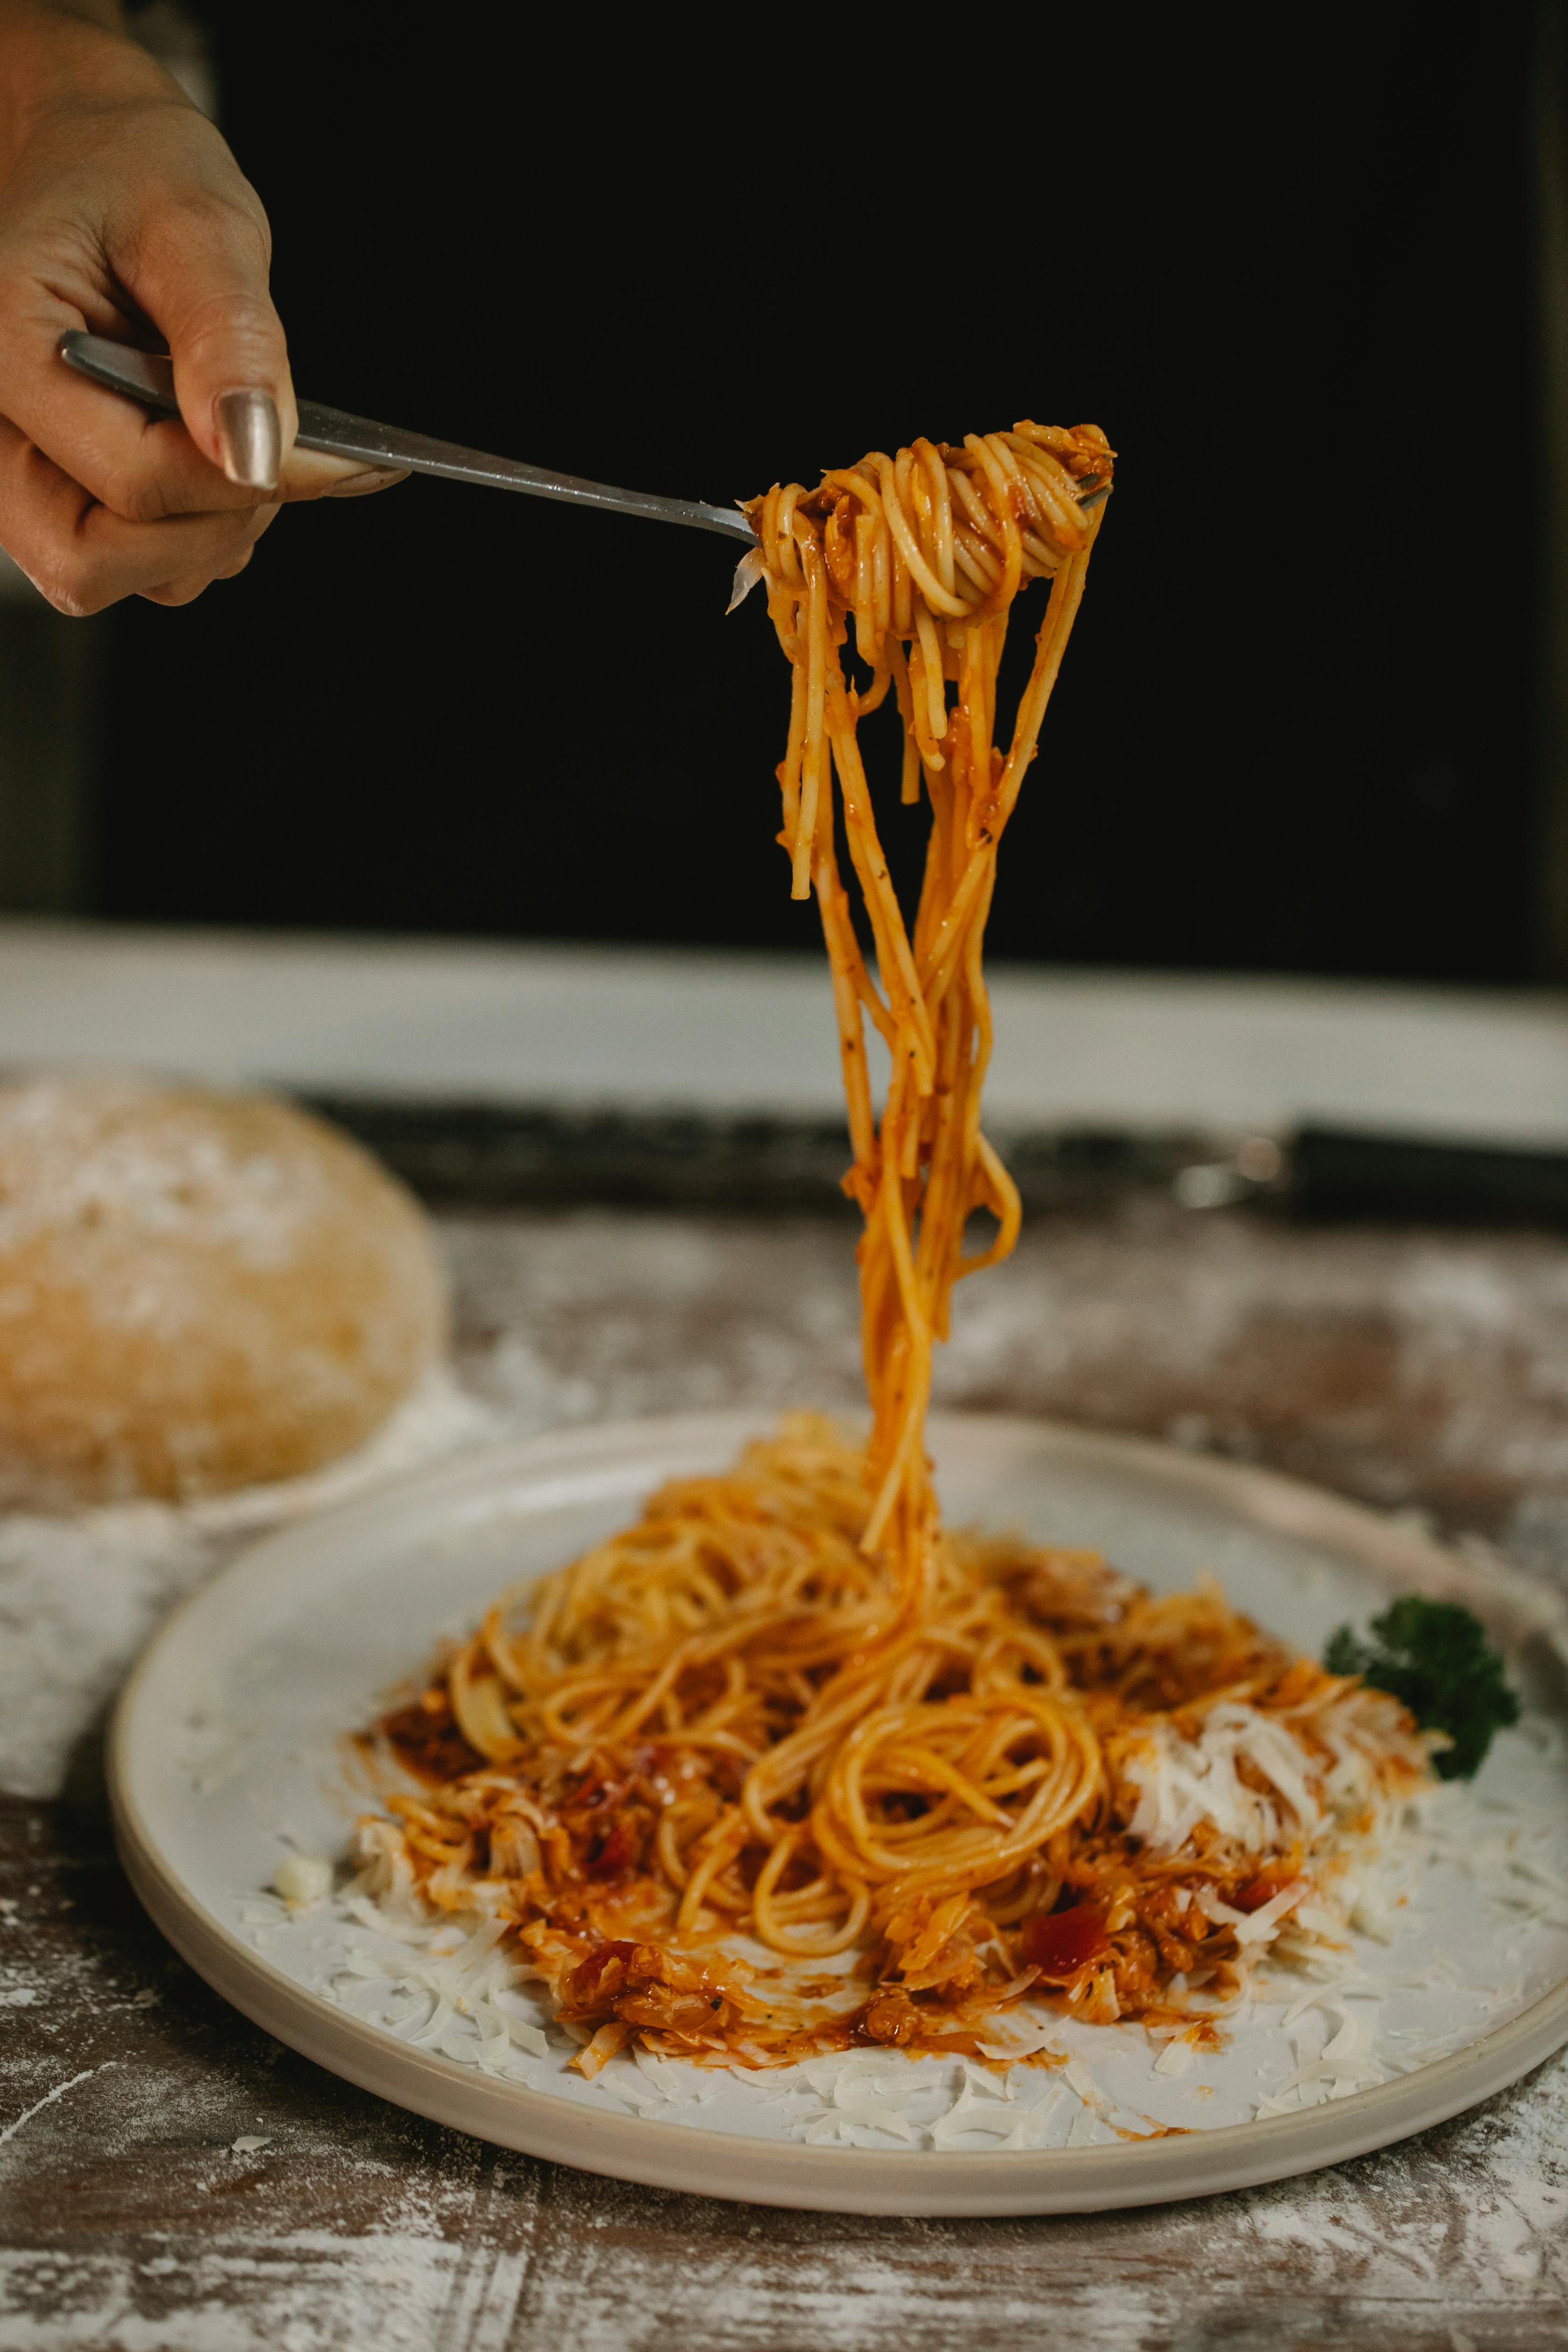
xmin=322 ymin=465 xmax=411 ymax=500
xmin=215 ymin=388 xmax=281 ymax=491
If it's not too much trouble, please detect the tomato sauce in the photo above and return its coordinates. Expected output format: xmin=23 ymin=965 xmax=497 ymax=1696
xmin=1021 ymin=1903 xmax=1111 ymax=1978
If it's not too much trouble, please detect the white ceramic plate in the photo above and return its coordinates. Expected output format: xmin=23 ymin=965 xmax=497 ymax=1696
xmin=109 ymin=1410 xmax=1568 ymax=2216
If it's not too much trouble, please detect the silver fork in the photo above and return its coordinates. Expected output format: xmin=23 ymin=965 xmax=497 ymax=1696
xmin=59 ymin=330 xmax=1108 ymax=545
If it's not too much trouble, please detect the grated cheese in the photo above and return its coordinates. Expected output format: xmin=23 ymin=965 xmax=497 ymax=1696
xmin=250 ymin=1719 xmax=1568 ymax=2157
xmin=272 ymin=1854 xmax=333 ymax=1912
xmin=1152 ymin=2037 xmax=1197 ymax=2079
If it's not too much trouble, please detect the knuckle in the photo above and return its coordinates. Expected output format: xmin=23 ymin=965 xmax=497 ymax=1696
xmin=214 ymin=511 xmax=261 ymax=557
xmin=182 ymin=272 xmax=274 ymax=329
xmin=182 ymin=300 xmax=287 ymax=390
xmin=147 ymin=185 xmax=268 ymax=259
xmin=147 ymin=190 xmax=271 ymax=281
xmin=35 ymin=555 xmax=109 ymax=618
xmin=98 ymin=467 xmax=168 ymax=527
xmin=0 ymin=464 xmax=122 ymax=614
xmin=135 ymin=189 xmax=282 ymax=371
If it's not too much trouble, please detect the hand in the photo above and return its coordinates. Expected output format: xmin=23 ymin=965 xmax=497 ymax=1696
xmin=0 ymin=1 xmax=403 ymax=614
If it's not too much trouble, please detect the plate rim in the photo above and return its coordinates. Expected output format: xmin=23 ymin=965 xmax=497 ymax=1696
xmin=107 ymin=1407 xmax=1568 ymax=2217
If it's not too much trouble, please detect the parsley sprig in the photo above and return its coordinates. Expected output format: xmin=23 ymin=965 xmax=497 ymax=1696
xmin=1324 ymin=1596 xmax=1519 ymax=1780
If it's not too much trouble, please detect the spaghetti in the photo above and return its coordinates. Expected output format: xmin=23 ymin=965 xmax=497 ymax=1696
xmin=357 ymin=422 xmax=1437 ymax=2073
xmin=742 ymin=420 xmax=1113 ymax=1609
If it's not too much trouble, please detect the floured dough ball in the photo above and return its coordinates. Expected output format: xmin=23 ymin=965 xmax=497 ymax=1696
xmin=0 ymin=1077 xmax=449 ymax=1508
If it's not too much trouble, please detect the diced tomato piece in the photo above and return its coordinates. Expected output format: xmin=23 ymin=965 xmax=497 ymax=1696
xmin=1235 ymin=1871 xmax=1291 ymax=1913
xmin=570 ymin=1939 xmax=638 ymax=2004
xmin=1022 ymin=1904 xmax=1110 ymax=1978
xmin=586 ymin=1822 xmax=637 ymax=1880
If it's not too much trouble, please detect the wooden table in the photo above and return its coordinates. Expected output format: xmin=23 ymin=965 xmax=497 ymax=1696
xmin=4 ymin=1197 xmax=1568 ymax=2350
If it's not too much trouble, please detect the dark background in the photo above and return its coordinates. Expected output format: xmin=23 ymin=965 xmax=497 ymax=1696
xmin=92 ymin=10 xmax=1545 ymax=982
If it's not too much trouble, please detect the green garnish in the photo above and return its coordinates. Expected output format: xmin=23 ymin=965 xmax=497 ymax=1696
xmin=1324 ymin=1596 xmax=1519 ymax=1780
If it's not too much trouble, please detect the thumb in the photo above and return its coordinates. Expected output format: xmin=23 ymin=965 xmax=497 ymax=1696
xmin=120 ymin=188 xmax=296 ymax=492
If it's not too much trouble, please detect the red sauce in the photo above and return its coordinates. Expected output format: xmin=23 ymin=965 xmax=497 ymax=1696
xmin=1021 ymin=1904 xmax=1110 ymax=1979
xmin=570 ymin=1939 xmax=639 ymax=2004
xmin=380 ymin=1692 xmax=483 ymax=1785
xmin=1235 ymin=1870 xmax=1296 ymax=1914
xmin=585 ymin=1822 xmax=637 ymax=1881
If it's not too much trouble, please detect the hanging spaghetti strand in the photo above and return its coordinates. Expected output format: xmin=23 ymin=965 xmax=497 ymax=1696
xmin=746 ymin=422 xmax=1113 ymax=1604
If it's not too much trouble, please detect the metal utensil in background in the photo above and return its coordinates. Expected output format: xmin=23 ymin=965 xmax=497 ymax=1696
xmin=58 ymin=331 xmax=1112 ymax=546
xmin=1173 ymin=1126 xmax=1568 ymax=1228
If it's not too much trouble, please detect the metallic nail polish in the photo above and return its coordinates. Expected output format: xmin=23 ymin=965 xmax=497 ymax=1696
xmin=215 ymin=389 xmax=282 ymax=492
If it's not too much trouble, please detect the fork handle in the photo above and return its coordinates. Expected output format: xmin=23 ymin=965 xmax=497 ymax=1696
xmin=58 ymin=330 xmax=757 ymax=542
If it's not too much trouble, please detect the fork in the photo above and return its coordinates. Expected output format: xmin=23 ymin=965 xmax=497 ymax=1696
xmin=59 ymin=330 xmax=1108 ymax=547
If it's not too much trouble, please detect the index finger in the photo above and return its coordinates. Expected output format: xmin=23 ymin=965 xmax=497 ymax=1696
xmin=0 ymin=279 xmax=284 ymax=520
xmin=0 ymin=293 xmax=375 ymax=519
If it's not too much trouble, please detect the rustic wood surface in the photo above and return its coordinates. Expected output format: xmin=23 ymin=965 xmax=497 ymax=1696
xmin=4 ymin=1197 xmax=1568 ymax=2351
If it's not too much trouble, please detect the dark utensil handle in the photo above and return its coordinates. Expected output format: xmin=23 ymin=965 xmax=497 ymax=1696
xmin=1292 ymin=1126 xmax=1568 ymax=1227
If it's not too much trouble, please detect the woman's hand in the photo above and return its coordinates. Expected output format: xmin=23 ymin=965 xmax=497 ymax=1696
xmin=0 ymin=0 xmax=401 ymax=615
